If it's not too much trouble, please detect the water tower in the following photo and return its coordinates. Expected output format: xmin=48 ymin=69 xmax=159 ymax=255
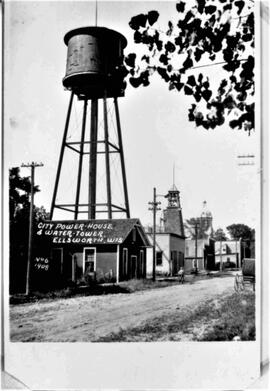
xmin=50 ymin=26 xmax=130 ymax=220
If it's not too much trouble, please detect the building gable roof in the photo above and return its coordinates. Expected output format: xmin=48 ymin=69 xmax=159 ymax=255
xmin=36 ymin=218 xmax=150 ymax=246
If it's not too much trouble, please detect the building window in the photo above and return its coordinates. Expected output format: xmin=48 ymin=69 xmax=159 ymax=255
xmin=84 ymin=248 xmax=96 ymax=273
xmin=156 ymin=251 xmax=163 ymax=266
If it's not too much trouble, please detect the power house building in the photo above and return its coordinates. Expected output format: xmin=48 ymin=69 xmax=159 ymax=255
xmin=33 ymin=219 xmax=150 ymax=289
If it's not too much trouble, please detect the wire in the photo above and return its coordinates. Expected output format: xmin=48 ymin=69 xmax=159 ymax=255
xmin=133 ymin=57 xmax=249 ymax=76
xmin=190 ymin=58 xmax=249 ymax=71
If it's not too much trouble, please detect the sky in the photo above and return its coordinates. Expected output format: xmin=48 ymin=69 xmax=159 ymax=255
xmin=4 ymin=0 xmax=260 ymax=232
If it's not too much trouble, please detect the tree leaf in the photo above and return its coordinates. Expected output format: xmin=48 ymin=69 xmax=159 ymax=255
xmin=167 ymin=21 xmax=173 ymax=35
xmin=202 ymin=89 xmax=212 ymax=101
xmin=242 ymin=33 xmax=253 ymax=42
xmin=187 ymin=75 xmax=196 ymax=86
xmin=195 ymin=111 xmax=204 ymax=126
xmin=129 ymin=76 xmax=142 ymax=88
xmin=157 ymin=67 xmax=170 ymax=82
xmin=197 ymin=0 xmax=206 ymax=14
xmin=184 ymin=85 xmax=193 ymax=95
xmin=174 ymin=34 xmax=183 ymax=49
xmin=141 ymin=54 xmax=149 ymax=63
xmin=176 ymin=2 xmax=185 ymax=13
xmin=188 ymin=104 xmax=196 ymax=121
xmin=134 ymin=31 xmax=142 ymax=43
xmin=198 ymin=73 xmax=203 ymax=84
xmin=147 ymin=10 xmax=159 ymax=25
xmin=159 ymin=53 xmax=169 ymax=65
xmin=229 ymin=119 xmax=240 ymax=129
xmin=129 ymin=14 xmax=148 ymax=30
xmin=175 ymin=82 xmax=184 ymax=91
xmin=205 ymin=5 xmax=217 ymax=15
xmin=235 ymin=0 xmax=245 ymax=15
xmin=223 ymin=3 xmax=232 ymax=11
xmin=165 ymin=41 xmax=176 ymax=53
xmin=125 ymin=53 xmax=136 ymax=68
xmin=203 ymin=80 xmax=210 ymax=89
xmin=182 ymin=55 xmax=193 ymax=69
xmin=141 ymin=70 xmax=150 ymax=86
xmin=194 ymin=89 xmax=201 ymax=102
xmin=194 ymin=47 xmax=203 ymax=62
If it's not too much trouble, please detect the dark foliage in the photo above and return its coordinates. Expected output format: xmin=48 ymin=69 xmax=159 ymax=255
xmin=213 ymin=228 xmax=228 ymax=241
xmin=9 ymin=167 xmax=49 ymax=294
xmin=125 ymin=0 xmax=254 ymax=133
xmin=226 ymin=223 xmax=253 ymax=240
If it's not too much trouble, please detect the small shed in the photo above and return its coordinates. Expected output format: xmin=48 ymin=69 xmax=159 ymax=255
xmin=33 ymin=218 xmax=150 ymax=289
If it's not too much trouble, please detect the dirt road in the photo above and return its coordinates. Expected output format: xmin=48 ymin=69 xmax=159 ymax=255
xmin=10 ymin=276 xmax=234 ymax=342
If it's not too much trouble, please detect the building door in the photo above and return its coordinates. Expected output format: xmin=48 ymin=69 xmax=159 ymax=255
xmin=131 ymin=255 xmax=137 ymax=279
xmin=71 ymin=252 xmax=83 ymax=283
xmin=171 ymin=251 xmax=178 ymax=275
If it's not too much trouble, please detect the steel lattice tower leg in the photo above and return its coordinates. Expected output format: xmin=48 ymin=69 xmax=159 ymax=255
xmin=50 ymin=93 xmax=130 ymax=220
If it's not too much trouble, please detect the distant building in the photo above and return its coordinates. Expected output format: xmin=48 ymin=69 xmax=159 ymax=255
xmin=185 ymin=201 xmax=214 ymax=240
xmin=214 ymin=240 xmax=241 ymax=269
xmin=214 ymin=236 xmax=256 ymax=269
xmin=184 ymin=201 xmax=215 ymax=272
xmin=200 ymin=200 xmax=214 ymax=239
xmin=185 ymin=238 xmax=215 ymax=272
xmin=146 ymin=184 xmax=185 ymax=276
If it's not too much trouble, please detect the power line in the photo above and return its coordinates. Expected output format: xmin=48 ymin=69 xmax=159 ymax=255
xmin=148 ymin=187 xmax=162 ymax=281
xmin=191 ymin=58 xmax=249 ymax=71
xmin=21 ymin=162 xmax=44 ymax=295
xmin=134 ymin=57 xmax=250 ymax=76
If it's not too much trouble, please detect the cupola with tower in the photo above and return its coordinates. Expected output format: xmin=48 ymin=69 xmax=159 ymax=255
xmin=163 ymin=184 xmax=185 ymax=237
xmin=200 ymin=200 xmax=213 ymax=239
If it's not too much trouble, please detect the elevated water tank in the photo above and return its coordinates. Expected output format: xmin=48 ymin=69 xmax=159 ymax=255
xmin=63 ymin=26 xmax=128 ymax=99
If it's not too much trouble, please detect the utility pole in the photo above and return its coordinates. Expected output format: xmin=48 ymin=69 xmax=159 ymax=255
xmin=194 ymin=221 xmax=198 ymax=270
xmin=21 ymin=162 xmax=44 ymax=295
xmin=148 ymin=187 xmax=161 ymax=281
xmin=219 ymin=238 xmax=223 ymax=271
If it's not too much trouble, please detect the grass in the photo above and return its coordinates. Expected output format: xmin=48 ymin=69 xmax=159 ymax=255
xmin=201 ymin=291 xmax=255 ymax=341
xmin=95 ymin=290 xmax=255 ymax=342
xmin=118 ymin=278 xmax=179 ymax=292
xmin=10 ymin=278 xmax=180 ymax=304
